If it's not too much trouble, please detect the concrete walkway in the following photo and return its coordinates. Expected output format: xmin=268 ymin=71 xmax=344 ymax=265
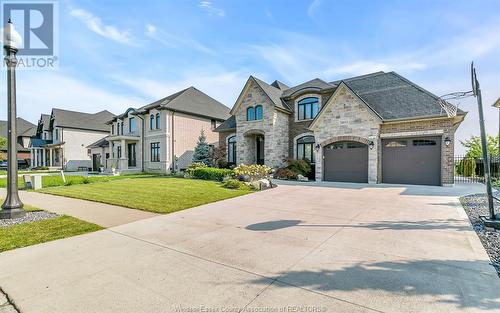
xmin=0 ymin=189 xmax=157 ymax=227
xmin=0 ymin=183 xmax=498 ymax=312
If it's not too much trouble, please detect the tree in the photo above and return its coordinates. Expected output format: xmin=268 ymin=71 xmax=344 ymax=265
xmin=460 ymin=135 xmax=499 ymax=158
xmin=192 ymin=129 xmax=212 ymax=165
xmin=0 ymin=136 xmax=6 ymax=149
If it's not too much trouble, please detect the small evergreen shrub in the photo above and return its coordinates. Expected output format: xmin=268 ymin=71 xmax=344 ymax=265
xmin=285 ymin=159 xmax=311 ymax=176
xmin=190 ymin=167 xmax=234 ymax=181
xmin=275 ymin=168 xmax=298 ymax=180
xmin=221 ymin=179 xmax=249 ymax=190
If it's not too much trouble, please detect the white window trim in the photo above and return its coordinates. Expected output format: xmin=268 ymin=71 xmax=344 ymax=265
xmin=293 ymin=132 xmax=315 ymax=159
xmin=294 ymin=94 xmax=322 ymax=122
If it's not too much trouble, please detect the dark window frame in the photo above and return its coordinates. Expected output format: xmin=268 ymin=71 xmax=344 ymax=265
xmin=151 ymin=142 xmax=160 ymax=162
xmin=117 ymin=146 xmax=122 ymax=159
xmin=150 ymin=114 xmax=154 ymax=130
xmin=227 ymin=135 xmax=236 ymax=164
xmin=129 ymin=117 xmax=135 ymax=133
xmin=155 ymin=113 xmax=161 ymax=129
xmin=296 ymin=135 xmax=315 ymax=163
xmin=297 ymin=97 xmax=319 ymax=121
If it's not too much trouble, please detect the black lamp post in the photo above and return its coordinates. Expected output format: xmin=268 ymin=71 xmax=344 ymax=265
xmin=0 ymin=19 xmax=24 ymax=219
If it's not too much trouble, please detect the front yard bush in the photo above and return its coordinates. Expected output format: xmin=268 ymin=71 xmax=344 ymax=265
xmin=234 ymin=164 xmax=272 ymax=181
xmin=274 ymin=159 xmax=311 ymax=180
xmin=190 ymin=167 xmax=234 ymax=181
xmin=275 ymin=168 xmax=298 ymax=180
xmin=221 ymin=179 xmax=250 ymax=190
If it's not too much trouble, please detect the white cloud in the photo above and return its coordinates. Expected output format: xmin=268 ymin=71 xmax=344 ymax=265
xmin=145 ymin=23 xmax=213 ymax=54
xmin=199 ymin=1 xmax=225 ymax=17
xmin=70 ymin=8 xmax=136 ymax=46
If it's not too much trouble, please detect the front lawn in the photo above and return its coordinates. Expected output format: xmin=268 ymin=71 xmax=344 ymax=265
xmin=39 ymin=177 xmax=252 ymax=214
xmin=0 ymin=206 xmax=102 ymax=252
xmin=0 ymin=173 xmax=154 ymax=189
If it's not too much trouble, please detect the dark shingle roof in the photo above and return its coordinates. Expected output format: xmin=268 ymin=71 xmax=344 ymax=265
xmin=39 ymin=114 xmax=51 ymax=131
xmin=51 ymin=109 xmax=115 ymax=132
xmin=282 ymin=78 xmax=334 ymax=98
xmin=87 ymin=137 xmax=110 ymax=148
xmin=338 ymin=71 xmax=465 ymax=120
xmin=30 ymin=138 xmax=52 ymax=148
xmin=271 ymin=80 xmax=289 ymax=90
xmin=0 ymin=118 xmax=36 ymax=138
xmin=251 ymin=76 xmax=291 ymax=112
xmin=136 ymin=87 xmax=230 ymax=120
xmin=214 ymin=115 xmax=236 ymax=132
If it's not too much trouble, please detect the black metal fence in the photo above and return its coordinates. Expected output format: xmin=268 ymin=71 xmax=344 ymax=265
xmin=454 ymin=155 xmax=500 ymax=183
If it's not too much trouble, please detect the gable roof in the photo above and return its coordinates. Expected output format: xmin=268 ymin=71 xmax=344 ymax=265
xmin=107 ymin=107 xmax=136 ymax=124
xmin=251 ymin=76 xmax=292 ymax=112
xmin=334 ymin=71 xmax=465 ymax=120
xmin=51 ymin=109 xmax=115 ymax=132
xmin=39 ymin=114 xmax=51 ymax=131
xmin=87 ymin=136 xmax=110 ymax=149
xmin=271 ymin=80 xmax=289 ymax=91
xmin=282 ymin=78 xmax=334 ymax=98
xmin=135 ymin=87 xmax=230 ymax=120
xmin=214 ymin=115 xmax=236 ymax=132
xmin=0 ymin=117 xmax=36 ymax=138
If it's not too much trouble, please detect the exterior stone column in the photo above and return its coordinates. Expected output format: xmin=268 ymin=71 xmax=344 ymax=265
xmin=49 ymin=149 xmax=53 ymax=167
xmin=368 ymin=141 xmax=378 ymax=184
xmin=120 ymin=139 xmax=127 ymax=169
xmin=42 ymin=149 xmax=46 ymax=166
xmin=315 ymin=147 xmax=323 ymax=182
xmin=30 ymin=149 xmax=34 ymax=168
xmin=33 ymin=149 xmax=38 ymax=167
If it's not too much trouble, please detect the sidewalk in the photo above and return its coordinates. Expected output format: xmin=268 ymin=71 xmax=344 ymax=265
xmin=0 ymin=189 xmax=158 ymax=227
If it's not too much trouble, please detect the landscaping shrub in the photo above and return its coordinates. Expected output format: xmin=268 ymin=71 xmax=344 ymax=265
xmin=233 ymin=164 xmax=272 ymax=181
xmin=275 ymin=168 xmax=298 ymax=180
xmin=286 ymin=159 xmax=311 ymax=176
xmin=221 ymin=179 xmax=249 ymax=190
xmin=190 ymin=167 xmax=234 ymax=181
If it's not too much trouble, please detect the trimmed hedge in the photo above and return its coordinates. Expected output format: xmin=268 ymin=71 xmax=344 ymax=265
xmin=190 ymin=167 xmax=234 ymax=181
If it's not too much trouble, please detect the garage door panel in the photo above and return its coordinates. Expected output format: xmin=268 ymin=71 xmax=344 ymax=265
xmin=382 ymin=137 xmax=441 ymax=186
xmin=324 ymin=142 xmax=368 ymax=183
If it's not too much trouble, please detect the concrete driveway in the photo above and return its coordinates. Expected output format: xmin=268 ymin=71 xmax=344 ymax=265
xmin=0 ymin=182 xmax=499 ymax=313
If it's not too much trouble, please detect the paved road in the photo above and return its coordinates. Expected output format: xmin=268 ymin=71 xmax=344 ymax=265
xmin=0 ymin=183 xmax=498 ymax=313
xmin=0 ymin=189 xmax=158 ymax=227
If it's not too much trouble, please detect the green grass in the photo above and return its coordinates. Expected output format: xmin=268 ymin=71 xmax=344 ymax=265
xmin=0 ymin=204 xmax=102 ymax=252
xmin=0 ymin=173 xmax=154 ymax=189
xmin=39 ymin=177 xmax=253 ymax=214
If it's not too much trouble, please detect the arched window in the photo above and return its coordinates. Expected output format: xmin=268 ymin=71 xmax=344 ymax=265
xmin=227 ymin=136 xmax=236 ymax=164
xmin=155 ymin=113 xmax=161 ymax=129
xmin=247 ymin=107 xmax=255 ymax=121
xmin=150 ymin=114 xmax=154 ymax=130
xmin=297 ymin=97 xmax=319 ymax=120
xmin=297 ymin=135 xmax=315 ymax=163
xmin=129 ymin=117 xmax=135 ymax=133
xmin=255 ymin=105 xmax=263 ymax=120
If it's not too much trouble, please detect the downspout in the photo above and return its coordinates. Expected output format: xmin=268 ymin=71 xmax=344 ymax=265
xmin=137 ymin=114 xmax=145 ymax=172
xmin=171 ymin=111 xmax=175 ymax=172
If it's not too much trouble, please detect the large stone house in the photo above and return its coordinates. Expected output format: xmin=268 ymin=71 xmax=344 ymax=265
xmin=89 ymin=87 xmax=229 ymax=173
xmin=215 ymin=71 xmax=466 ymax=186
xmin=30 ymin=109 xmax=115 ymax=171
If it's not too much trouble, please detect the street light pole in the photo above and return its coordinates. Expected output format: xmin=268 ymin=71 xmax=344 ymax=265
xmin=0 ymin=19 xmax=24 ymax=219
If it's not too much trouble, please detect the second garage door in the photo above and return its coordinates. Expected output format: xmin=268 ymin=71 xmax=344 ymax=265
xmin=324 ymin=141 xmax=368 ymax=183
xmin=382 ymin=137 xmax=441 ymax=186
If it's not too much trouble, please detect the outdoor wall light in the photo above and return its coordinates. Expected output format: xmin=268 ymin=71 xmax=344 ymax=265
xmin=368 ymin=141 xmax=375 ymax=150
xmin=444 ymin=137 xmax=452 ymax=146
xmin=314 ymin=144 xmax=321 ymax=152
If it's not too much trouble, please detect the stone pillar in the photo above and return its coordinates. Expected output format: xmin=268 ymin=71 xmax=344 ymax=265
xmin=121 ymin=139 xmax=126 ymax=169
xmin=42 ymin=149 xmax=46 ymax=166
xmin=368 ymin=142 xmax=378 ymax=184
xmin=315 ymin=147 xmax=323 ymax=182
xmin=30 ymin=149 xmax=34 ymax=168
xmin=49 ymin=149 xmax=53 ymax=167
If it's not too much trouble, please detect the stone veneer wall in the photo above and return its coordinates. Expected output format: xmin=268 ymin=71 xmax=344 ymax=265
xmin=380 ymin=118 xmax=456 ymax=185
xmin=310 ymin=86 xmax=381 ymax=183
xmin=235 ymin=80 xmax=289 ymax=168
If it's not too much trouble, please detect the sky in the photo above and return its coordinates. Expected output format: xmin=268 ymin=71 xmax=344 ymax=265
xmin=0 ymin=0 xmax=499 ymax=154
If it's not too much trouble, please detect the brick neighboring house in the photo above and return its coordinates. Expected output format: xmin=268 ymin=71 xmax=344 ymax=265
xmin=215 ymin=71 xmax=466 ymax=186
xmin=30 ymin=109 xmax=115 ymax=171
xmin=89 ymin=86 xmax=229 ymax=173
xmin=0 ymin=117 xmax=37 ymax=160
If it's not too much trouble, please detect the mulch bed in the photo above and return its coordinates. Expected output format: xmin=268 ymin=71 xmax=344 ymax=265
xmin=0 ymin=210 xmax=60 ymax=228
xmin=460 ymin=194 xmax=500 ymax=276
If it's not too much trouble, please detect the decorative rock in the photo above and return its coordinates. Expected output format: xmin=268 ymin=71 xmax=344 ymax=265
xmin=239 ymin=175 xmax=251 ymax=182
xmin=0 ymin=211 xmax=60 ymax=228
xmin=258 ymin=179 xmax=272 ymax=190
xmin=297 ymin=174 xmax=309 ymax=182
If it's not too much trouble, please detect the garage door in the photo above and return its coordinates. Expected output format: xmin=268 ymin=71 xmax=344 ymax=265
xmin=382 ymin=137 xmax=441 ymax=186
xmin=324 ymin=141 xmax=368 ymax=183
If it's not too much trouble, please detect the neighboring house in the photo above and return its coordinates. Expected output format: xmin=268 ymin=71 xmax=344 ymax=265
xmin=0 ymin=117 xmax=37 ymax=160
xmin=215 ymin=71 xmax=466 ymax=186
xmin=30 ymin=109 xmax=115 ymax=171
xmin=90 ymin=86 xmax=229 ymax=173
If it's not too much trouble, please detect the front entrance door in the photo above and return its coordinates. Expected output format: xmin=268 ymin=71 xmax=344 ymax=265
xmin=92 ymin=154 xmax=101 ymax=171
xmin=256 ymin=136 xmax=264 ymax=165
xmin=128 ymin=143 xmax=137 ymax=167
